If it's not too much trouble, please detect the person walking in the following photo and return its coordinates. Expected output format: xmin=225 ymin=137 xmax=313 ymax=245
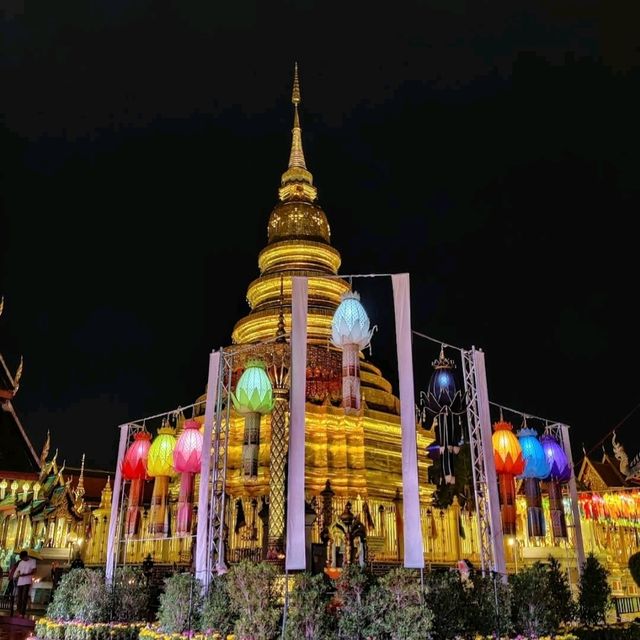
xmin=14 ymin=550 xmax=36 ymax=617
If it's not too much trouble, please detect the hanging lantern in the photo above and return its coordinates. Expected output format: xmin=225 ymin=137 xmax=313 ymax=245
xmin=423 ymin=346 xmax=466 ymax=484
xmin=331 ymin=290 xmax=374 ymax=414
xmin=231 ymin=359 xmax=274 ymax=480
xmin=492 ymin=419 xmax=525 ymax=535
xmin=541 ymin=434 xmax=571 ymax=540
xmin=121 ymin=431 xmax=151 ymax=537
xmin=173 ymin=419 xmax=203 ymax=536
xmin=517 ymin=427 xmax=550 ymax=538
xmin=147 ymin=423 xmax=177 ymax=537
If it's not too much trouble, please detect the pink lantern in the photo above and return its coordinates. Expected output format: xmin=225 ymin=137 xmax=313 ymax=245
xmin=173 ymin=419 xmax=203 ymax=536
xmin=121 ymin=431 xmax=151 ymax=536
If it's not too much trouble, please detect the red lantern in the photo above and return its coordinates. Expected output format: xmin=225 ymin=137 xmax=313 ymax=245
xmin=173 ymin=419 xmax=203 ymax=536
xmin=492 ymin=420 xmax=525 ymax=535
xmin=121 ymin=431 xmax=151 ymax=537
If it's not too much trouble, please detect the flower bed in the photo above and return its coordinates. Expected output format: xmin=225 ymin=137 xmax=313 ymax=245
xmin=35 ymin=619 xmax=145 ymax=640
xmin=34 ymin=621 xmax=234 ymax=640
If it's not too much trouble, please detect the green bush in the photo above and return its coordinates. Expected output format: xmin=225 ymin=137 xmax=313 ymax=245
xmin=334 ymin=564 xmax=373 ymax=640
xmin=366 ymin=568 xmax=432 ymax=640
xmin=201 ymin=575 xmax=235 ymax=637
xmin=226 ymin=561 xmax=280 ymax=640
xmin=157 ymin=572 xmax=203 ymax=634
xmin=285 ymin=572 xmax=334 ymax=640
xmin=546 ymin=556 xmax=577 ymax=628
xmin=510 ymin=562 xmax=555 ymax=636
xmin=465 ymin=572 xmax=512 ymax=638
xmin=629 ymin=552 xmax=640 ymax=589
xmin=74 ymin=569 xmax=111 ymax=623
xmin=579 ymin=553 xmax=612 ymax=626
xmin=46 ymin=569 xmax=89 ymax=621
xmin=112 ymin=566 xmax=151 ymax=623
xmin=424 ymin=570 xmax=467 ymax=639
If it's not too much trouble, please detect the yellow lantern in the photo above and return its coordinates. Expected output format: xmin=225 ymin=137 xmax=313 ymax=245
xmin=147 ymin=423 xmax=177 ymax=537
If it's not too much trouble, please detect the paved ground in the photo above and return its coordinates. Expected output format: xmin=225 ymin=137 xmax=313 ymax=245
xmin=0 ymin=624 xmax=32 ymax=640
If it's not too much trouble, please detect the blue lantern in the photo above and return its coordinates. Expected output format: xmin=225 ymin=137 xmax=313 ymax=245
xmin=517 ymin=426 xmax=550 ymax=538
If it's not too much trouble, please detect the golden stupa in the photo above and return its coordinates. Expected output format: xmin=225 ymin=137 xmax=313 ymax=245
xmin=219 ymin=64 xmax=434 ymax=565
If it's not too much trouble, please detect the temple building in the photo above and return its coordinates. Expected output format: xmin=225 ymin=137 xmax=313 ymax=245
xmin=4 ymin=70 xmax=640 ymax=601
xmin=0 ymin=299 xmax=109 ymax=593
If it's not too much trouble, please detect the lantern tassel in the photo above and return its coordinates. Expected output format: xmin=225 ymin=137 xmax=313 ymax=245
xmin=524 ymin=477 xmax=545 ymax=538
xmin=125 ymin=477 xmax=144 ymax=537
xmin=149 ymin=475 xmax=169 ymax=537
xmin=176 ymin=472 xmax=195 ymax=536
xmin=548 ymin=478 xmax=568 ymax=539
xmin=498 ymin=472 xmax=517 ymax=535
xmin=342 ymin=343 xmax=361 ymax=414
xmin=242 ymin=412 xmax=261 ymax=479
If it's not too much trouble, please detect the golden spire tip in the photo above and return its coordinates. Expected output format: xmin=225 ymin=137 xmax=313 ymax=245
xmin=292 ymin=62 xmax=301 ymax=106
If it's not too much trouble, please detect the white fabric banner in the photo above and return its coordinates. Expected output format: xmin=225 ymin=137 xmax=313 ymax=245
xmin=195 ymin=350 xmax=221 ymax=586
xmin=286 ymin=276 xmax=308 ymax=570
xmin=105 ymin=423 xmax=129 ymax=583
xmin=391 ymin=273 xmax=425 ymax=568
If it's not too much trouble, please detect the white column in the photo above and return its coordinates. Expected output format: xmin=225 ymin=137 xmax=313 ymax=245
xmin=195 ymin=350 xmax=221 ymax=588
xmin=560 ymin=423 xmax=586 ymax=574
xmin=286 ymin=276 xmax=308 ymax=570
xmin=391 ymin=273 xmax=424 ymax=568
xmin=105 ymin=423 xmax=129 ymax=583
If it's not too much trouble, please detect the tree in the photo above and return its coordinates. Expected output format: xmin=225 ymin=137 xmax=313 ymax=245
xmin=545 ymin=556 xmax=576 ymax=629
xmin=510 ymin=562 xmax=554 ymax=636
xmin=157 ymin=573 xmax=203 ymax=634
xmin=578 ymin=553 xmax=611 ymax=626
xmin=285 ymin=572 xmax=334 ymax=640
xmin=628 ymin=552 xmax=640 ymax=589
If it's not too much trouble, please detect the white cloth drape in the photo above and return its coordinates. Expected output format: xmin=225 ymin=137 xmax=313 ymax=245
xmin=392 ymin=273 xmax=425 ymax=568
xmin=195 ymin=350 xmax=221 ymax=586
xmin=286 ymin=276 xmax=308 ymax=570
xmin=105 ymin=423 xmax=129 ymax=583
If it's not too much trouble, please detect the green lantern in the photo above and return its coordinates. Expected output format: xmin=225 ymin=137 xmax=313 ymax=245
xmin=232 ymin=359 xmax=274 ymax=479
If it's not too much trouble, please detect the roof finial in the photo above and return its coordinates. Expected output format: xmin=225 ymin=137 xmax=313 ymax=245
xmin=292 ymin=61 xmax=301 ymax=106
xmin=288 ymin=62 xmax=307 ymax=171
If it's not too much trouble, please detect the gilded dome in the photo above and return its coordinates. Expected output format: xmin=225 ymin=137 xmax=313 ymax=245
xmin=267 ymin=200 xmax=330 ymax=244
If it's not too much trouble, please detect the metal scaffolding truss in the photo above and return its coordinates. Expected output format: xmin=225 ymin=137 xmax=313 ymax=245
xmin=461 ymin=346 xmax=506 ymax=577
xmin=206 ymin=348 xmax=234 ymax=578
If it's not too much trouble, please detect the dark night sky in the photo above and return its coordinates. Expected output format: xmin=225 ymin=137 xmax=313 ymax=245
xmin=1 ymin=1 xmax=639 ymax=471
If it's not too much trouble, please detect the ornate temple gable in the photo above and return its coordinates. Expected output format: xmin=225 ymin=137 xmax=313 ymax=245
xmin=577 ymin=454 xmax=627 ymax=491
xmin=1 ymin=298 xmax=41 ymax=473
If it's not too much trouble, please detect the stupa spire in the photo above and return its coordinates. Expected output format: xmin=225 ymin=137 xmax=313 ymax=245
xmin=279 ymin=63 xmax=317 ymax=202
xmin=288 ymin=62 xmax=306 ymax=170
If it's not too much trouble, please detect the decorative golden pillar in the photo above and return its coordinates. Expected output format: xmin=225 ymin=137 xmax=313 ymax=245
xmin=268 ymin=386 xmax=288 ymax=553
xmin=393 ymin=488 xmax=403 ymax=561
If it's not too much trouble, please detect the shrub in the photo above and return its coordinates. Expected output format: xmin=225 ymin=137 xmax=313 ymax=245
xmin=46 ymin=568 xmax=89 ymax=621
xmin=226 ymin=560 xmax=280 ymax=640
xmin=366 ymin=568 xmax=432 ymax=640
xmin=285 ymin=572 xmax=334 ymax=640
xmin=112 ymin=566 xmax=151 ymax=622
xmin=511 ymin=562 xmax=555 ymax=636
xmin=74 ymin=569 xmax=111 ymax=623
xmin=425 ymin=570 xmax=467 ymax=639
xmin=202 ymin=575 xmax=235 ymax=637
xmin=333 ymin=564 xmax=373 ymax=640
xmin=629 ymin=552 xmax=640 ymax=589
xmin=465 ymin=572 xmax=512 ymax=638
xmin=578 ymin=553 xmax=612 ymax=626
xmin=157 ymin=572 xmax=203 ymax=634
xmin=546 ymin=555 xmax=577 ymax=628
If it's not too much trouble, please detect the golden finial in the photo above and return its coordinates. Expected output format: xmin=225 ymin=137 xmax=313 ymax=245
xmin=39 ymin=430 xmax=51 ymax=469
xmin=0 ymin=296 xmax=4 ymax=317
xmin=288 ymin=62 xmax=307 ymax=171
xmin=13 ymin=356 xmax=23 ymax=391
xmin=292 ymin=62 xmax=301 ymax=106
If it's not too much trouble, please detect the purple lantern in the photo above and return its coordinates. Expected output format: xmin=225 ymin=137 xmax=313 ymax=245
xmin=541 ymin=434 xmax=571 ymax=539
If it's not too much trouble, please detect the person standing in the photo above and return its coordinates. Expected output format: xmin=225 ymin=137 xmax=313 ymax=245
xmin=14 ymin=550 xmax=36 ymax=617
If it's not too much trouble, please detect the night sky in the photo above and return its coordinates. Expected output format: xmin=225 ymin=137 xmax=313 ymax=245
xmin=1 ymin=2 xmax=639 ymax=471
